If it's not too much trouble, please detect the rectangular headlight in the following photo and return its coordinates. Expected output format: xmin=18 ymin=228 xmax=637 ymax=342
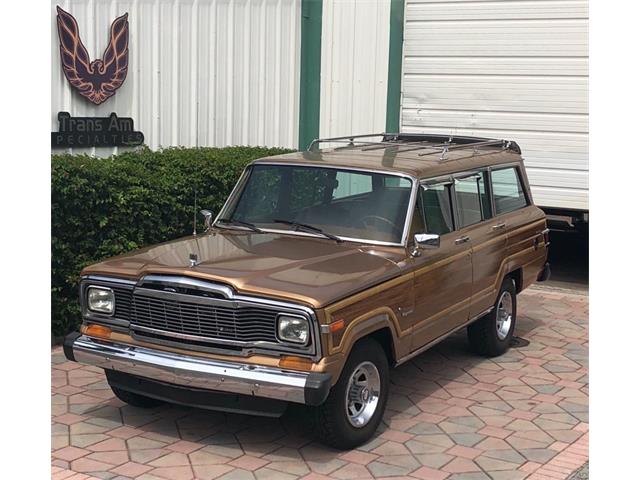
xmin=87 ymin=286 xmax=115 ymax=315
xmin=277 ymin=315 xmax=310 ymax=344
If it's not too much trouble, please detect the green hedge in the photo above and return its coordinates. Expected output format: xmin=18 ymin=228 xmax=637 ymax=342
xmin=52 ymin=146 xmax=293 ymax=337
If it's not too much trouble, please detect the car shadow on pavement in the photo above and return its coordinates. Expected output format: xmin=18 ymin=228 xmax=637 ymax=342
xmin=71 ymin=312 xmax=544 ymax=461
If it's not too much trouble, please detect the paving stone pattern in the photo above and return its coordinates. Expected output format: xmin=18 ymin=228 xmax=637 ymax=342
xmin=52 ymin=288 xmax=588 ymax=480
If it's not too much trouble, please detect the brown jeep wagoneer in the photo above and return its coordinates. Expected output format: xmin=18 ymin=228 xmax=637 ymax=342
xmin=64 ymin=133 xmax=550 ymax=448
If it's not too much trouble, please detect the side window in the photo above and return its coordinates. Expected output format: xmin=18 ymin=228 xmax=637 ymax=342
xmin=420 ymin=183 xmax=454 ymax=235
xmin=454 ymin=175 xmax=483 ymax=228
xmin=491 ymin=167 xmax=528 ymax=215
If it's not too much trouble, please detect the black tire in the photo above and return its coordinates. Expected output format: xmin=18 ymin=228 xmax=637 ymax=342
xmin=110 ymin=385 xmax=164 ymax=408
xmin=313 ymin=338 xmax=390 ymax=450
xmin=468 ymin=277 xmax=517 ymax=357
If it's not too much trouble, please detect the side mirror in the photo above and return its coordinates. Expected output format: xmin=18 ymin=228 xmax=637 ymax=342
xmin=200 ymin=209 xmax=213 ymax=231
xmin=411 ymin=233 xmax=440 ymax=257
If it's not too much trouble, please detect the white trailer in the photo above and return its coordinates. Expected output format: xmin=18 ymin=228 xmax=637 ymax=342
xmin=399 ymin=0 xmax=588 ymax=221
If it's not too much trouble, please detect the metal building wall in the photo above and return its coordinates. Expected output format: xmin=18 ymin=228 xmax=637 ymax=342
xmin=401 ymin=0 xmax=589 ymax=211
xmin=318 ymin=0 xmax=391 ymax=140
xmin=51 ymin=0 xmax=301 ymax=155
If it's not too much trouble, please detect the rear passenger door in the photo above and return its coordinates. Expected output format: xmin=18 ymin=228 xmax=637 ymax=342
xmin=451 ymin=171 xmax=507 ymax=317
xmin=490 ymin=165 xmax=542 ymax=284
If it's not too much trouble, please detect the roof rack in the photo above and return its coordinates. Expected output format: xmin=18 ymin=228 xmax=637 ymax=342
xmin=306 ymin=133 xmax=388 ymax=151
xmin=306 ymin=132 xmax=521 ymax=157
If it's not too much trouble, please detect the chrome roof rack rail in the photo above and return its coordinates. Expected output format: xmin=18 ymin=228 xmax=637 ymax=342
xmin=306 ymin=133 xmax=521 ymax=156
xmin=307 ymin=133 xmax=389 ymax=151
xmin=417 ymin=139 xmax=510 ymax=158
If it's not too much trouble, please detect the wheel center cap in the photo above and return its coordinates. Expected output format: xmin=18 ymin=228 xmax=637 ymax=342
xmin=361 ymin=388 xmax=370 ymax=402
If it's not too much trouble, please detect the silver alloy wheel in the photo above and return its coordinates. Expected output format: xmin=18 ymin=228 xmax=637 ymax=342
xmin=496 ymin=291 xmax=513 ymax=340
xmin=345 ymin=361 xmax=381 ymax=428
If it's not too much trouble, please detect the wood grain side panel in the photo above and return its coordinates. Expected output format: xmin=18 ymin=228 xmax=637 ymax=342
xmin=324 ymin=275 xmax=414 ymax=358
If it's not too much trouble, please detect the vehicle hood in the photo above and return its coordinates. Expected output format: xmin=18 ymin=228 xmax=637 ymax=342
xmin=82 ymin=229 xmax=410 ymax=308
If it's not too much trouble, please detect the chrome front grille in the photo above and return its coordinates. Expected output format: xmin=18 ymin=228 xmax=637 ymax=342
xmin=112 ymin=287 xmax=133 ymax=319
xmin=130 ymin=291 xmax=279 ymax=343
xmin=81 ymin=275 xmax=317 ymax=357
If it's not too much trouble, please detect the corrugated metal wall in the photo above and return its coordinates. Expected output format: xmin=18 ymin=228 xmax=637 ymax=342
xmin=319 ymin=0 xmax=390 ymax=139
xmin=51 ymin=0 xmax=301 ymax=155
xmin=401 ymin=0 xmax=589 ymax=211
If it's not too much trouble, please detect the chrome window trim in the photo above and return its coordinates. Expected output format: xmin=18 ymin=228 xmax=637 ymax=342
xmin=420 ymin=175 xmax=455 ymax=187
xmin=451 ymin=172 xmax=485 ymax=230
xmin=213 ymin=166 xmax=252 ymax=228
xmin=215 ymin=162 xmax=418 ymax=248
xmin=453 ymin=171 xmax=482 ymax=181
xmin=418 ymin=168 xmax=500 ymax=235
xmin=416 ymin=178 xmax=456 ymax=234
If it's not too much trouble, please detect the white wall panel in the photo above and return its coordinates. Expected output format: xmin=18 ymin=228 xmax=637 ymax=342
xmin=319 ymin=0 xmax=390 ymax=139
xmin=402 ymin=0 xmax=589 ymax=211
xmin=51 ymin=0 xmax=300 ymax=155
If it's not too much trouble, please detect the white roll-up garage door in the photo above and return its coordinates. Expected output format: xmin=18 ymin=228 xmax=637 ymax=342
xmin=401 ymin=0 xmax=588 ymax=212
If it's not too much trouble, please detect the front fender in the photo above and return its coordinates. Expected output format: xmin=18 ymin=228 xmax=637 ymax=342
xmin=324 ymin=306 xmax=408 ymax=362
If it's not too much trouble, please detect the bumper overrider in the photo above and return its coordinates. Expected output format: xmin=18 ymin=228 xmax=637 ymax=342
xmin=63 ymin=333 xmax=332 ymax=407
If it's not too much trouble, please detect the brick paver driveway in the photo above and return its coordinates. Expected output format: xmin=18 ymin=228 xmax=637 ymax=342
xmin=52 ymin=288 xmax=588 ymax=480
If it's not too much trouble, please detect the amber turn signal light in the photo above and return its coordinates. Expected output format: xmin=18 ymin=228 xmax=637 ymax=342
xmin=83 ymin=324 xmax=112 ymax=339
xmin=279 ymin=355 xmax=313 ymax=371
xmin=329 ymin=319 xmax=345 ymax=333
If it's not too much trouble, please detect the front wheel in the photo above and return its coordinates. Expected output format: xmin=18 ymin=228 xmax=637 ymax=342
xmin=468 ymin=277 xmax=517 ymax=357
xmin=313 ymin=338 xmax=389 ymax=449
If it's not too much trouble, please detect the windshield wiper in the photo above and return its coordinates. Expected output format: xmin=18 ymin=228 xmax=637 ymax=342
xmin=216 ymin=218 xmax=264 ymax=233
xmin=272 ymin=219 xmax=343 ymax=243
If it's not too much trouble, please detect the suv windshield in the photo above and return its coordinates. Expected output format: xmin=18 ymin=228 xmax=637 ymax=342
xmin=221 ymin=164 xmax=414 ymax=244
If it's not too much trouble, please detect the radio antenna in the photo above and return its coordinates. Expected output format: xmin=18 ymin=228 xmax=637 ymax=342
xmin=192 ymin=189 xmax=197 ymax=235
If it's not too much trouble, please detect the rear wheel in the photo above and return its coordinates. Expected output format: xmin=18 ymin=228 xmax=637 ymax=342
xmin=109 ymin=385 xmax=164 ymax=408
xmin=313 ymin=338 xmax=389 ymax=449
xmin=468 ymin=277 xmax=517 ymax=357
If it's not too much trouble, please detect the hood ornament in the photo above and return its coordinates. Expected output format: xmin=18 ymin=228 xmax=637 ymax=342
xmin=189 ymin=253 xmax=199 ymax=267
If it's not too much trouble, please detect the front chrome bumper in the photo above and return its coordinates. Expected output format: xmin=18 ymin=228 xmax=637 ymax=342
xmin=64 ymin=334 xmax=331 ymax=406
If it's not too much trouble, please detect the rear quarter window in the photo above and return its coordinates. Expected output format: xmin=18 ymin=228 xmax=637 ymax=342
xmin=491 ymin=167 xmax=528 ymax=215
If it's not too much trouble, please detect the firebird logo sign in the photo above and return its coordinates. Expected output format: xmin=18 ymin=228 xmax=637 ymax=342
xmin=56 ymin=6 xmax=129 ymax=105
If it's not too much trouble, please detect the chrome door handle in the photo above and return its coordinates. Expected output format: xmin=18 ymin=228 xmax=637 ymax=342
xmin=455 ymin=235 xmax=470 ymax=245
xmin=492 ymin=223 xmax=506 ymax=231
